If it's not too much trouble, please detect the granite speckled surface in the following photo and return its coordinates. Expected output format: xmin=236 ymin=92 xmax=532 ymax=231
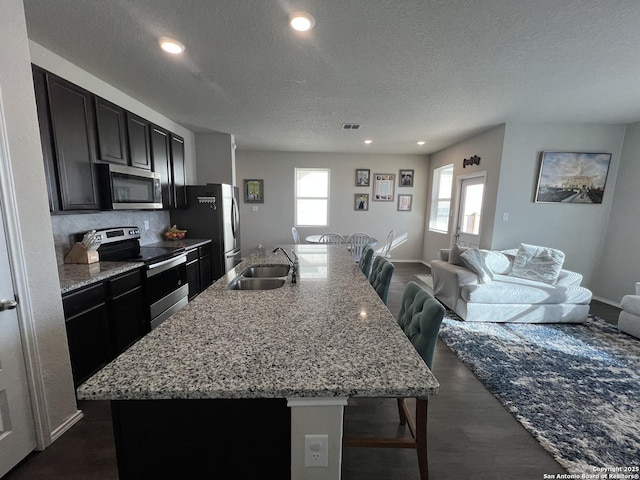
xmin=77 ymin=245 xmax=439 ymax=401
xmin=59 ymin=261 xmax=145 ymax=294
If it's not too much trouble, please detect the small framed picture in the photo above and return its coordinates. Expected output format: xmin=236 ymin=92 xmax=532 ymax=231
xmin=399 ymin=169 xmax=414 ymax=187
xmin=354 ymin=193 xmax=369 ymax=211
xmin=373 ymin=173 xmax=395 ymax=201
xmin=355 ymin=169 xmax=370 ymax=186
xmin=397 ymin=194 xmax=412 ymax=211
xmin=244 ymin=179 xmax=264 ymax=203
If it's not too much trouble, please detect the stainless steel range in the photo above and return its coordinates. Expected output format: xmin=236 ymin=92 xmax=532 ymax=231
xmin=78 ymin=226 xmax=189 ymax=329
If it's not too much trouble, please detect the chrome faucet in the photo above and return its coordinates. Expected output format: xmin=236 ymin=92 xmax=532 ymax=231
xmin=272 ymin=247 xmax=299 ymax=283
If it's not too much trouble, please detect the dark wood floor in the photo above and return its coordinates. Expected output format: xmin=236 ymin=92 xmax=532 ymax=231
xmin=5 ymin=262 xmax=621 ymax=480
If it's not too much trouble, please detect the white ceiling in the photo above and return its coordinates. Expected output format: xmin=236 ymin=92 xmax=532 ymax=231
xmin=22 ymin=0 xmax=640 ymax=154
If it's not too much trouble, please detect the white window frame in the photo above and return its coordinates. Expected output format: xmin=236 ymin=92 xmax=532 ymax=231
xmin=429 ymin=164 xmax=454 ymax=233
xmin=295 ymin=167 xmax=330 ymax=227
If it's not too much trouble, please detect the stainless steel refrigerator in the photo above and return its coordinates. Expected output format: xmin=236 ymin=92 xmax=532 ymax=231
xmin=170 ymin=184 xmax=242 ymax=281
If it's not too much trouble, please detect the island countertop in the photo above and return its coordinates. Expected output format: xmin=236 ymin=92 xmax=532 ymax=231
xmin=77 ymin=244 xmax=439 ymax=401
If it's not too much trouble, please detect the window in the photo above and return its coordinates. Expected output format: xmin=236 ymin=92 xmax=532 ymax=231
xmin=429 ymin=164 xmax=453 ymax=233
xmin=295 ymin=168 xmax=329 ymax=226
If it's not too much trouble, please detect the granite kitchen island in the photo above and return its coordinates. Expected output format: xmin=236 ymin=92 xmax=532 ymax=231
xmin=77 ymin=244 xmax=439 ymax=479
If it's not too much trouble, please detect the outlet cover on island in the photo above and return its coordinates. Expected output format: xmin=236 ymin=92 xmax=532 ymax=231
xmin=304 ymin=434 xmax=328 ymax=468
xmin=252 ymin=206 xmax=259 ymax=212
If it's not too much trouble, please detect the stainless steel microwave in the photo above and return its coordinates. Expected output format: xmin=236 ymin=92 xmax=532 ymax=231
xmin=96 ymin=163 xmax=163 ymax=210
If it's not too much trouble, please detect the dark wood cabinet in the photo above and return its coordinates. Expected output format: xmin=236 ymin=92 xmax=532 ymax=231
xmin=95 ymin=97 xmax=128 ymax=165
xmin=150 ymin=125 xmax=171 ymax=208
xmin=186 ymin=248 xmax=200 ymax=300
xmin=126 ymin=113 xmax=152 ymax=170
xmin=107 ymin=269 xmax=149 ymax=353
xmin=185 ymin=242 xmax=213 ymax=300
xmin=63 ymin=283 xmax=110 ymax=387
xmin=33 ymin=65 xmax=100 ymax=211
xmin=170 ymin=134 xmax=187 ymax=208
xmin=63 ymin=268 xmax=148 ymax=388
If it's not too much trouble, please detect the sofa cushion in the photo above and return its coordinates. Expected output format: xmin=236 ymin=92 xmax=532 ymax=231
xmin=461 ymin=248 xmax=493 ymax=284
xmin=448 ymin=244 xmax=469 ymax=266
xmin=461 ymin=275 xmax=592 ymax=305
xmin=483 ymin=250 xmax=513 ymax=275
xmin=510 ymin=243 xmax=565 ymax=284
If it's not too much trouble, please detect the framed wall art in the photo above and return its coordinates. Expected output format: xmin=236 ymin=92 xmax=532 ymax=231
xmin=397 ymin=194 xmax=413 ymax=211
xmin=244 ymin=179 xmax=264 ymax=203
xmin=355 ymin=169 xmax=370 ymax=186
xmin=354 ymin=193 xmax=369 ymax=211
xmin=534 ymin=151 xmax=612 ymax=204
xmin=399 ymin=169 xmax=414 ymax=187
xmin=373 ymin=173 xmax=395 ymax=201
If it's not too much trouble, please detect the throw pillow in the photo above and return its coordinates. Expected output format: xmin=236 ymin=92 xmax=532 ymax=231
xmin=460 ymin=248 xmax=494 ymax=284
xmin=510 ymin=243 xmax=565 ymax=284
xmin=448 ymin=244 xmax=469 ymax=266
xmin=482 ymin=250 xmax=512 ymax=275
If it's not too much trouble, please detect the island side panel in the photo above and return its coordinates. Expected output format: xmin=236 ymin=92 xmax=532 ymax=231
xmin=111 ymin=398 xmax=290 ymax=478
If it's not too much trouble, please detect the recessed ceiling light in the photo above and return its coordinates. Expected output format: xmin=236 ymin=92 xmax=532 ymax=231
xmin=159 ymin=37 xmax=185 ymax=55
xmin=288 ymin=12 xmax=315 ymax=32
xmin=417 ymin=141 xmax=426 ymax=146
xmin=364 ymin=139 xmax=373 ymax=145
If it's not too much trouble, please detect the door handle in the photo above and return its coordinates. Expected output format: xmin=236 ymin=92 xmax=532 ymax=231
xmin=0 ymin=298 xmax=18 ymax=311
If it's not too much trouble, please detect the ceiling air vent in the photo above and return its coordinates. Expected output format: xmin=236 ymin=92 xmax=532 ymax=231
xmin=342 ymin=123 xmax=361 ymax=130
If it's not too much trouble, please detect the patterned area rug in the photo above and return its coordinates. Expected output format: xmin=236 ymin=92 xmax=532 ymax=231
xmin=415 ymin=274 xmax=433 ymax=289
xmin=438 ymin=313 xmax=640 ymax=474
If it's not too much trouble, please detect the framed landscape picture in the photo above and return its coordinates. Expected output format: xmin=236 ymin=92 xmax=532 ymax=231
xmin=534 ymin=152 xmax=612 ymax=204
xmin=397 ymin=194 xmax=412 ymax=211
xmin=354 ymin=193 xmax=369 ymax=211
xmin=373 ymin=173 xmax=395 ymax=201
xmin=356 ymin=169 xmax=370 ymax=187
xmin=244 ymin=179 xmax=264 ymax=203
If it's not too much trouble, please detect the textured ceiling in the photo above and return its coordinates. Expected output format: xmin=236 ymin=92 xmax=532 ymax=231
xmin=22 ymin=0 xmax=640 ymax=154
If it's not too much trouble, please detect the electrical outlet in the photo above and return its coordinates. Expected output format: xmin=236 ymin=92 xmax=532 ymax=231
xmin=502 ymin=212 xmax=509 ymax=221
xmin=144 ymin=220 xmax=150 ymax=230
xmin=304 ymin=434 xmax=328 ymax=468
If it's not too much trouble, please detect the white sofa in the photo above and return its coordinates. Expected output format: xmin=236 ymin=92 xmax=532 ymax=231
xmin=618 ymin=283 xmax=640 ymax=339
xmin=431 ymin=247 xmax=592 ymax=323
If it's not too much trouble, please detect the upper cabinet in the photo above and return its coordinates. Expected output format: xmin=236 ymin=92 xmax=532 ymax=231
xmin=95 ymin=97 xmax=129 ymax=165
xmin=32 ymin=64 xmax=187 ymax=212
xmin=126 ymin=113 xmax=152 ymax=170
xmin=33 ymin=65 xmax=100 ymax=211
xmin=170 ymin=134 xmax=187 ymax=209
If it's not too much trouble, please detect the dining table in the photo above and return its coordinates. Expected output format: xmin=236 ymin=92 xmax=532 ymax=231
xmin=305 ymin=234 xmax=378 ymax=246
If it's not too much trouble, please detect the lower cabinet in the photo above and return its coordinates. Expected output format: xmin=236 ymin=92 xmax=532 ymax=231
xmin=185 ymin=242 xmax=213 ymax=300
xmin=63 ymin=268 xmax=149 ymax=387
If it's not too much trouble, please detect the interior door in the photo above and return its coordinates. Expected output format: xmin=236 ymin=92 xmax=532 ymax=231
xmin=453 ymin=174 xmax=486 ymax=248
xmin=0 ymin=201 xmax=37 ymax=476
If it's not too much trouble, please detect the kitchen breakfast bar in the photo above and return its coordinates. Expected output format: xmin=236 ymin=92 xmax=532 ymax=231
xmin=77 ymin=244 xmax=439 ymax=479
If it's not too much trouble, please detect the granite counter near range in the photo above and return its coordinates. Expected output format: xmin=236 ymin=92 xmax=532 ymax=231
xmin=58 ymin=261 xmax=144 ymax=294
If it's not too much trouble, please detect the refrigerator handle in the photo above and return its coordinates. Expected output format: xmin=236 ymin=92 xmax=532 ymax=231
xmin=231 ymin=196 xmax=239 ymax=239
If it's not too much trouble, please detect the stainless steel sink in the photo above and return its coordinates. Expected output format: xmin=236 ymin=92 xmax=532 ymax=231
xmin=240 ymin=264 xmax=290 ymax=278
xmin=227 ymin=277 xmax=286 ymax=290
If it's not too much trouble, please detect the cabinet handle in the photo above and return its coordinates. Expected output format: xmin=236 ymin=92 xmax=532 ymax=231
xmin=0 ymin=299 xmax=18 ymax=311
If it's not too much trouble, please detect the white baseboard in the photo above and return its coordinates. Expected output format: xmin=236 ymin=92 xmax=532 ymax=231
xmin=49 ymin=409 xmax=84 ymax=445
xmin=591 ymin=295 xmax=621 ymax=309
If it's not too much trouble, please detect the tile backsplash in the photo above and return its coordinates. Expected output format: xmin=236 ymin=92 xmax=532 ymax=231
xmin=51 ymin=210 xmax=170 ymax=264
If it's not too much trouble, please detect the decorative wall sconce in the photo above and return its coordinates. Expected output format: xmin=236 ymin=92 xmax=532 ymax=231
xmin=463 ymin=155 xmax=481 ymax=168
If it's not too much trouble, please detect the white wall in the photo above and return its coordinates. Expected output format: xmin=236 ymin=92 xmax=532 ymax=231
xmin=422 ymin=125 xmax=506 ymax=263
xmin=236 ymin=151 xmax=429 ymax=260
xmin=594 ymin=121 xmax=640 ymax=302
xmin=494 ymin=123 xmax=625 ymax=290
xmin=195 ymin=132 xmax=236 ymax=185
xmin=1 ymin=0 xmax=77 ymax=446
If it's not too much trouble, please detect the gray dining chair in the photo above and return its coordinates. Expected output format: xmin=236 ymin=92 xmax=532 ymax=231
xmin=319 ymin=233 xmax=345 ymax=244
xmin=369 ymin=256 xmax=394 ymax=305
xmin=358 ymin=244 xmax=374 ymax=277
xmin=346 ymin=232 xmax=372 ymax=261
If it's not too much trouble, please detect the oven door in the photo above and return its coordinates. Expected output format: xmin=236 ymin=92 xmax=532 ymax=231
xmin=146 ymin=254 xmax=188 ymax=329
